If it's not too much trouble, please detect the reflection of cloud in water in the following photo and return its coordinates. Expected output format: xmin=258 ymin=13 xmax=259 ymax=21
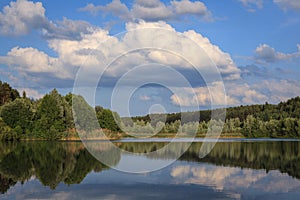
xmin=171 ymin=165 xmax=239 ymax=190
xmin=6 ymin=180 xmax=233 ymax=200
xmin=171 ymin=164 xmax=300 ymax=192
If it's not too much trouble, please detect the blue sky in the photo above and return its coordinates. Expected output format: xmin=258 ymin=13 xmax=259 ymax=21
xmin=0 ymin=0 xmax=300 ymax=116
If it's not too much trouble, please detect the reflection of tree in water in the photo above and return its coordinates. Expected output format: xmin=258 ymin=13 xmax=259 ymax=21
xmin=0 ymin=174 xmax=16 ymax=194
xmin=182 ymin=141 xmax=300 ymax=179
xmin=119 ymin=141 xmax=300 ymax=179
xmin=1 ymin=141 xmax=300 ymax=194
xmin=118 ymin=142 xmax=166 ymax=153
xmin=80 ymin=142 xmax=121 ymax=173
xmin=0 ymin=141 xmax=120 ymax=192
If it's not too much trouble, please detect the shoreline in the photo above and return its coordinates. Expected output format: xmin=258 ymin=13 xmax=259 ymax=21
xmin=9 ymin=132 xmax=300 ymax=142
xmin=16 ymin=135 xmax=300 ymax=142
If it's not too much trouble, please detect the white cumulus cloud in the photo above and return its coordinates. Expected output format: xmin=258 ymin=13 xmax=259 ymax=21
xmin=1 ymin=20 xmax=240 ymax=89
xmin=0 ymin=0 xmax=100 ymax=40
xmin=170 ymin=81 xmax=239 ymax=107
xmin=0 ymin=0 xmax=48 ymax=35
xmin=255 ymin=44 xmax=300 ymax=63
xmin=0 ymin=46 xmax=70 ymax=79
xmin=171 ymin=78 xmax=300 ymax=107
xmin=80 ymin=0 xmax=212 ymax=22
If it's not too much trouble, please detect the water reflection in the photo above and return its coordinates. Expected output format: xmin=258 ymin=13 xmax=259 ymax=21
xmin=171 ymin=164 xmax=300 ymax=191
xmin=0 ymin=142 xmax=112 ymax=193
xmin=1 ymin=140 xmax=300 ymax=199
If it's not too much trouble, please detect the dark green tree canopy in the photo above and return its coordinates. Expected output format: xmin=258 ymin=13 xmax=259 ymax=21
xmin=33 ymin=89 xmax=73 ymax=140
xmin=0 ymin=81 xmax=19 ymax=106
xmin=0 ymin=98 xmax=33 ymax=135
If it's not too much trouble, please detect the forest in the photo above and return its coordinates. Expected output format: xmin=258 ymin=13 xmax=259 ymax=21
xmin=1 ymin=80 xmax=300 ymax=140
xmin=125 ymin=97 xmax=300 ymax=138
xmin=0 ymin=81 xmax=120 ymax=140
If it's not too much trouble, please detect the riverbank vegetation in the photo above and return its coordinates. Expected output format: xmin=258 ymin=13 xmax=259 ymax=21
xmin=0 ymin=80 xmax=300 ymax=140
xmin=127 ymin=96 xmax=300 ymax=138
xmin=0 ymin=81 xmax=120 ymax=140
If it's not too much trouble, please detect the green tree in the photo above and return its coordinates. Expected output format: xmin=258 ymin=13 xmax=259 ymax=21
xmin=0 ymin=118 xmax=16 ymax=141
xmin=96 ymin=108 xmax=120 ymax=132
xmin=0 ymin=81 xmax=20 ymax=106
xmin=22 ymin=91 xmax=26 ymax=99
xmin=0 ymin=98 xmax=34 ymax=136
xmin=33 ymin=89 xmax=71 ymax=139
xmin=72 ymin=95 xmax=98 ymax=131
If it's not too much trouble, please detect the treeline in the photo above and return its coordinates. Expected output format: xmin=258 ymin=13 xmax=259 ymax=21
xmin=123 ymin=114 xmax=300 ymax=138
xmin=0 ymin=81 xmax=120 ymax=140
xmin=124 ymin=97 xmax=300 ymax=138
xmin=130 ymin=97 xmax=300 ymax=123
xmin=1 ymin=80 xmax=300 ymax=139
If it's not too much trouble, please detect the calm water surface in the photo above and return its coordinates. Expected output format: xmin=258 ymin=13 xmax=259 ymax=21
xmin=1 ymin=139 xmax=300 ymax=199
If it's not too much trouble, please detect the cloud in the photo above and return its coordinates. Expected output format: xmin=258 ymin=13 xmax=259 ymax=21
xmin=139 ymin=95 xmax=151 ymax=101
xmin=227 ymin=83 xmax=268 ymax=104
xmin=42 ymin=17 xmax=98 ymax=40
xmin=0 ymin=26 xmax=112 ymax=86
xmin=240 ymin=0 xmax=300 ymax=12
xmin=182 ymin=30 xmax=240 ymax=79
xmin=239 ymin=65 xmax=289 ymax=80
xmin=0 ymin=0 xmax=48 ymax=35
xmin=79 ymin=0 xmax=131 ymax=20
xmin=254 ymin=44 xmax=300 ymax=64
xmin=171 ymin=0 xmax=209 ymax=16
xmin=131 ymin=0 xmax=174 ymax=21
xmin=239 ymin=0 xmax=263 ymax=12
xmin=274 ymin=0 xmax=300 ymax=12
xmin=171 ymin=164 xmax=300 ymax=193
xmin=231 ymin=79 xmax=300 ymax=104
xmin=171 ymin=78 xmax=300 ymax=107
xmin=17 ymin=88 xmax=43 ymax=99
xmin=79 ymin=0 xmax=212 ymax=22
xmin=0 ymin=46 xmax=70 ymax=79
xmin=1 ymin=20 xmax=240 ymax=89
xmin=171 ymin=165 xmax=266 ymax=191
xmin=254 ymin=79 xmax=300 ymax=102
xmin=170 ymin=81 xmax=239 ymax=107
xmin=0 ymin=0 xmax=99 ymax=40
xmin=240 ymin=65 xmax=270 ymax=78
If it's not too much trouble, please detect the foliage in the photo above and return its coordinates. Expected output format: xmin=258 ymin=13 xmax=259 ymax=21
xmin=72 ymin=95 xmax=98 ymax=131
xmin=96 ymin=106 xmax=121 ymax=132
xmin=1 ymin=80 xmax=300 ymax=140
xmin=0 ymin=98 xmax=34 ymax=136
xmin=0 ymin=118 xmax=16 ymax=141
xmin=126 ymin=97 xmax=300 ymax=138
xmin=32 ymin=89 xmax=72 ymax=140
xmin=0 ymin=81 xmax=19 ymax=106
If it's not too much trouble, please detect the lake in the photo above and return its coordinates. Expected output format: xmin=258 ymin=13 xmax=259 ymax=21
xmin=1 ymin=139 xmax=300 ymax=199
